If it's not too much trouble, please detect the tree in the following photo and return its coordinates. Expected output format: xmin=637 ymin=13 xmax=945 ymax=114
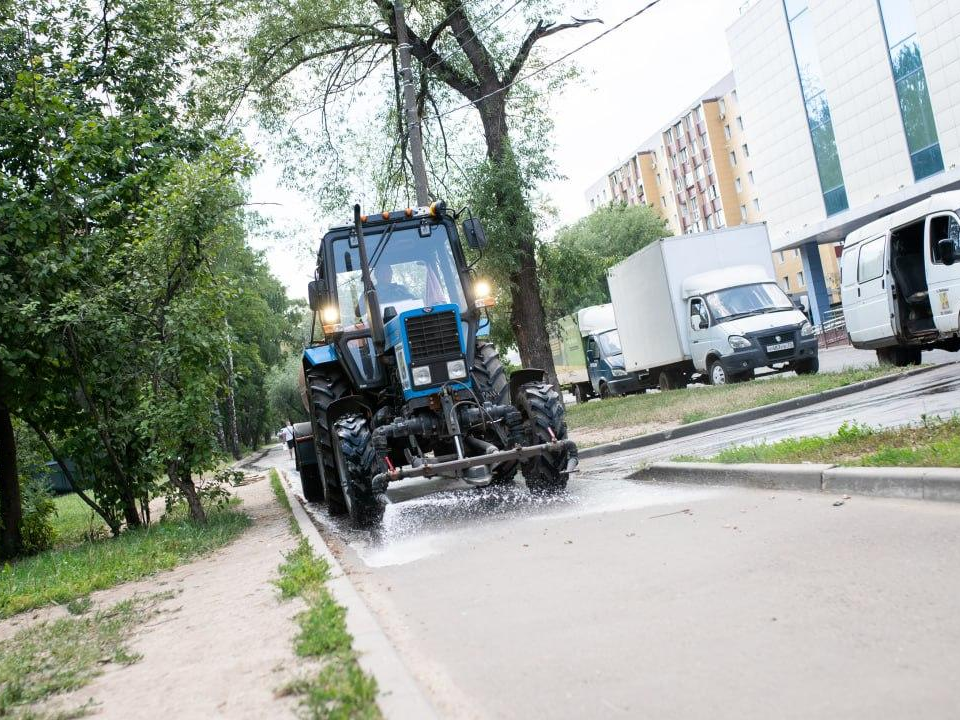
xmin=540 ymin=202 xmax=669 ymax=323
xmin=213 ymin=0 xmax=601 ymax=381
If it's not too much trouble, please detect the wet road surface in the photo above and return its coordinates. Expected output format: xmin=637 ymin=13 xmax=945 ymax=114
xmin=260 ymin=362 xmax=960 ymax=719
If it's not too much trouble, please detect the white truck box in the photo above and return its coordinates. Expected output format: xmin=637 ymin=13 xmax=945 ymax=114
xmin=607 ymin=224 xmax=776 ymax=373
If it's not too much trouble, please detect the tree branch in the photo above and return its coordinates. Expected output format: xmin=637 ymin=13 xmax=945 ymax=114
xmin=504 ymin=17 xmax=601 ymax=85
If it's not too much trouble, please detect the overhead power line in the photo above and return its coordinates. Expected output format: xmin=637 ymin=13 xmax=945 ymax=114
xmin=436 ymin=0 xmax=665 ymax=118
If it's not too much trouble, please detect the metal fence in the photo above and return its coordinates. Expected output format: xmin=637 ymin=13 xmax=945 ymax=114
xmin=815 ymin=308 xmax=848 ymax=348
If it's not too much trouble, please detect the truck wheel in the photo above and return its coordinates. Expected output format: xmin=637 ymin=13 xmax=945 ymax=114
xmin=515 ymin=382 xmax=570 ymax=495
xmin=658 ymin=369 xmax=683 ymax=391
xmin=333 ymin=414 xmax=385 ymax=529
xmin=573 ymin=383 xmax=589 ymax=404
xmin=794 ymin=357 xmax=819 ymax=375
xmin=293 ymin=423 xmax=324 ymax=503
xmin=708 ymin=360 xmax=728 ymax=386
xmin=599 ymin=381 xmax=611 ymax=399
xmin=471 ymin=342 xmax=520 ymax=483
xmin=306 ymin=366 xmax=350 ymax=515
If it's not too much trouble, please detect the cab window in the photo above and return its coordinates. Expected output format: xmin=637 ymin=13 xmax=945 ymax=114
xmin=857 ymin=237 xmax=885 ymax=283
xmin=930 ymin=214 xmax=960 ymax=264
xmin=689 ymin=298 xmax=709 ymax=329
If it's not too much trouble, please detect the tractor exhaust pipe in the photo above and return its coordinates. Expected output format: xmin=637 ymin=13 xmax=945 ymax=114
xmin=354 ymin=203 xmax=385 ymax=361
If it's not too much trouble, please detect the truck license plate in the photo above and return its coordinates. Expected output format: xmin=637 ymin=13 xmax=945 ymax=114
xmin=767 ymin=341 xmax=794 ymax=352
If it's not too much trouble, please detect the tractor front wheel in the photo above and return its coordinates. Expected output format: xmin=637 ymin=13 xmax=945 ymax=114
xmin=333 ymin=414 xmax=385 ymax=529
xmin=515 ymin=382 xmax=570 ymax=495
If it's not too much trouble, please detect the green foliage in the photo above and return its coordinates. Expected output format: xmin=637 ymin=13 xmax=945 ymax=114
xmin=540 ymin=203 xmax=670 ymax=323
xmin=0 ymin=507 xmax=250 ymax=619
xmin=698 ymin=416 xmax=960 ymax=467
xmin=0 ymin=594 xmax=169 ymax=718
xmin=17 ymin=476 xmax=56 ymax=555
xmin=266 ymin=353 xmax=309 ymax=431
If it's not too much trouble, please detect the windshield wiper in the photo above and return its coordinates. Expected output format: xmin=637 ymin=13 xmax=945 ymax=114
xmin=369 ymin=222 xmax=397 ymax=269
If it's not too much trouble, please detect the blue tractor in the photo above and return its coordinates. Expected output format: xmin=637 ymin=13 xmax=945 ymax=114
xmin=295 ymin=202 xmax=578 ymax=528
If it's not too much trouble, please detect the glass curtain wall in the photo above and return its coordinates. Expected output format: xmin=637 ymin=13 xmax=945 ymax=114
xmin=877 ymin=0 xmax=944 ymax=180
xmin=783 ymin=0 xmax=849 ymax=216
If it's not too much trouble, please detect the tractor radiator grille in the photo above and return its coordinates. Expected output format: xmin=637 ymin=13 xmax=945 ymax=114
xmin=405 ymin=311 xmax=461 ymax=363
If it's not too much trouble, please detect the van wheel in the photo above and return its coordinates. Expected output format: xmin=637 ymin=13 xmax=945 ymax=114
xmin=599 ymin=382 xmax=611 ymax=399
xmin=573 ymin=384 xmax=589 ymax=404
xmin=795 ymin=357 xmax=819 ymax=375
xmin=708 ymin=360 xmax=728 ymax=386
xmin=658 ymin=369 xmax=682 ymax=391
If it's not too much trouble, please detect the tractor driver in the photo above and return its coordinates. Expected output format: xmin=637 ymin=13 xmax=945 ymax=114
xmin=372 ymin=263 xmax=417 ymax=308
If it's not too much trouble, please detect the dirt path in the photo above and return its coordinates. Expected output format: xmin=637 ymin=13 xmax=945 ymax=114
xmin=52 ymin=461 xmax=304 ymax=719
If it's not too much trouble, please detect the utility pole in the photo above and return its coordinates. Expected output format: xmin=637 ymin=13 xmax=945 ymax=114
xmin=393 ymin=0 xmax=431 ymax=205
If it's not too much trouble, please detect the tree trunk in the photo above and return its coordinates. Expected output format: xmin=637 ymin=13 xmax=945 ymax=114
xmin=224 ymin=320 xmax=242 ymax=460
xmin=478 ymin=97 xmax=558 ymax=385
xmin=0 ymin=403 xmax=23 ymax=559
xmin=166 ymin=458 xmax=206 ymax=523
xmin=213 ymin=401 xmax=228 ymax=452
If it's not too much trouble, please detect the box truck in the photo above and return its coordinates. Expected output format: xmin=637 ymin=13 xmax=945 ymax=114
xmin=840 ymin=191 xmax=960 ymax=366
xmin=549 ymin=304 xmax=646 ymax=402
xmin=607 ymin=224 xmax=819 ymax=390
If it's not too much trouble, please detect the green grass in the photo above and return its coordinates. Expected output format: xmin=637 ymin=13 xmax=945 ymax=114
xmin=0 ymin=507 xmax=251 ymax=620
xmin=270 ymin=470 xmax=381 ymax=720
xmin=566 ymin=366 xmax=903 ymax=433
xmin=683 ymin=416 xmax=960 ymax=467
xmin=50 ymin=495 xmax=111 ymax=549
xmin=0 ymin=593 xmax=170 ymax=719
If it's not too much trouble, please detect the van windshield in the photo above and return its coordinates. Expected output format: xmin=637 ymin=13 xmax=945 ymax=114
xmin=705 ymin=282 xmax=794 ymax=323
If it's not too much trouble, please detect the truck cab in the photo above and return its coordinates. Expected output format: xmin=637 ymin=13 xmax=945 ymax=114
xmin=841 ymin=191 xmax=960 ymax=365
xmin=583 ymin=328 xmax=644 ymax=399
xmin=683 ymin=266 xmax=819 ymax=385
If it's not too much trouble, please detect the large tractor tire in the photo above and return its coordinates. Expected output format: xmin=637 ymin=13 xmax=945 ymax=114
xmin=515 ymin=382 xmax=571 ymax=495
xmin=333 ymin=414 xmax=385 ymax=529
xmin=293 ymin=422 xmax=323 ymax=503
xmin=470 ymin=342 xmax=522 ymax=483
xmin=306 ymin=365 xmax=350 ymax=516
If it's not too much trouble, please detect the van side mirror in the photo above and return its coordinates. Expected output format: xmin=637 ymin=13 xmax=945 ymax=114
xmin=307 ymin=280 xmax=325 ymax=312
xmin=462 ymin=218 xmax=488 ymax=250
xmin=938 ymin=238 xmax=956 ymax=266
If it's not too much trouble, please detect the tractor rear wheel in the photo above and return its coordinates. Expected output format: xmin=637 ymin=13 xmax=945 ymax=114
xmin=471 ymin=342 xmax=521 ymax=483
xmin=333 ymin=414 xmax=385 ymax=529
xmin=515 ymin=382 xmax=570 ymax=495
xmin=306 ymin=365 xmax=350 ymax=516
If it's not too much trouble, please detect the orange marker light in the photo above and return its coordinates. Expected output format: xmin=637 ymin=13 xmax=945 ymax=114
xmin=360 ymin=215 xmax=368 ymax=222
xmin=405 ymin=208 xmax=413 ymax=217
xmin=382 ymin=211 xmax=390 ymax=220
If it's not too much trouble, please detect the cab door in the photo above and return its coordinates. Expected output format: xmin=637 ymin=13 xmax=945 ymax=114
xmin=925 ymin=213 xmax=960 ymax=335
xmin=687 ymin=297 xmax=712 ymax=371
xmin=848 ymin=235 xmax=896 ymax=344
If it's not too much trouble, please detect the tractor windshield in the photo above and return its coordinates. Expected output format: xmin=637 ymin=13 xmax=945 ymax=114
xmin=332 ymin=224 xmax=467 ymax=327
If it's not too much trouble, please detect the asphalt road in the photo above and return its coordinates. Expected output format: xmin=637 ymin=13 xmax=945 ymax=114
xmin=280 ymin=361 xmax=960 ymax=719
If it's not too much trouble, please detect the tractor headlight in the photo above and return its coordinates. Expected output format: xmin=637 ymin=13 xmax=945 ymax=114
xmin=321 ymin=305 xmax=342 ymax=334
xmin=728 ymin=335 xmax=752 ymax=350
xmin=474 ymin=279 xmax=495 ymax=308
xmin=447 ymin=359 xmax=467 ymax=380
xmin=412 ymin=366 xmax=432 ymax=386
xmin=800 ymin=321 xmax=815 ymax=337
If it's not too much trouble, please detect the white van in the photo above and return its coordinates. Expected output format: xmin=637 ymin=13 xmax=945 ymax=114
xmin=841 ymin=191 xmax=960 ymax=365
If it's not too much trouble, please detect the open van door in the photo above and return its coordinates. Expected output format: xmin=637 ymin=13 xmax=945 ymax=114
xmin=844 ymin=235 xmax=895 ymax=344
xmin=926 ymin=213 xmax=960 ymax=335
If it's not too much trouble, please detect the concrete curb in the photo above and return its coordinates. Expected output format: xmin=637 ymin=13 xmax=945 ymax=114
xmin=631 ymin=461 xmax=960 ymax=502
xmin=277 ymin=471 xmax=438 ymax=720
xmin=578 ymin=365 xmax=940 ymax=461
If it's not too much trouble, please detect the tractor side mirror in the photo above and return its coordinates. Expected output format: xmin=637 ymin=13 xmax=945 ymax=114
xmin=938 ymin=238 xmax=956 ymax=266
xmin=307 ymin=280 xmax=325 ymax=312
xmin=382 ymin=306 xmax=397 ymax=323
xmin=462 ymin=218 xmax=488 ymax=250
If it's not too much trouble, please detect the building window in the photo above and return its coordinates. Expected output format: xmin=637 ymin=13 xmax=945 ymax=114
xmin=748 ymin=170 xmax=755 ymax=185
xmin=736 ymin=116 xmax=744 ymax=131
xmin=695 ymin=106 xmax=703 ymax=124
xmin=731 ymin=89 xmax=738 ymax=103
xmin=740 ymin=205 xmax=748 ymax=221
xmin=876 ymin=0 xmax=944 ymax=180
xmin=753 ymin=198 xmax=761 ymax=212
xmin=742 ymin=143 xmax=750 ymax=158
xmin=778 ymin=251 xmax=785 ymax=263
xmin=718 ymin=98 xmax=726 ymax=116
xmin=797 ymin=271 xmax=805 ymax=287
xmin=656 ymin=173 xmax=661 ymax=186
xmin=735 ymin=177 xmax=742 ymax=192
xmin=729 ymin=151 xmax=737 ymax=166
xmin=784 ymin=0 xmax=849 ymax=216
xmin=724 ymin=124 xmax=732 ymax=139
xmin=661 ymin=196 xmax=667 ymax=207
xmin=794 ymin=248 xmax=800 ymax=257
xmin=716 ymin=208 xmax=726 ymax=226
xmin=783 ymin=276 xmax=791 ymax=290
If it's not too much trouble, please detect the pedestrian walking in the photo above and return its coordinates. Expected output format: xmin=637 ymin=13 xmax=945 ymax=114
xmin=279 ymin=420 xmax=295 ymax=460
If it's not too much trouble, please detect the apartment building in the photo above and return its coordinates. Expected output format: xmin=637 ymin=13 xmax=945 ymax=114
xmin=728 ymin=0 xmax=960 ymax=322
xmin=586 ymin=72 xmax=842 ymax=308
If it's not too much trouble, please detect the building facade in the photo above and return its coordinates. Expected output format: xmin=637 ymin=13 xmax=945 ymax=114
xmin=728 ymin=0 xmax=960 ymax=322
xmin=586 ymin=73 xmax=842 ymax=308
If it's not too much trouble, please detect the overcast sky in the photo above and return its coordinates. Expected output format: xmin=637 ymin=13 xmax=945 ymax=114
xmin=247 ymin=0 xmax=750 ymax=298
